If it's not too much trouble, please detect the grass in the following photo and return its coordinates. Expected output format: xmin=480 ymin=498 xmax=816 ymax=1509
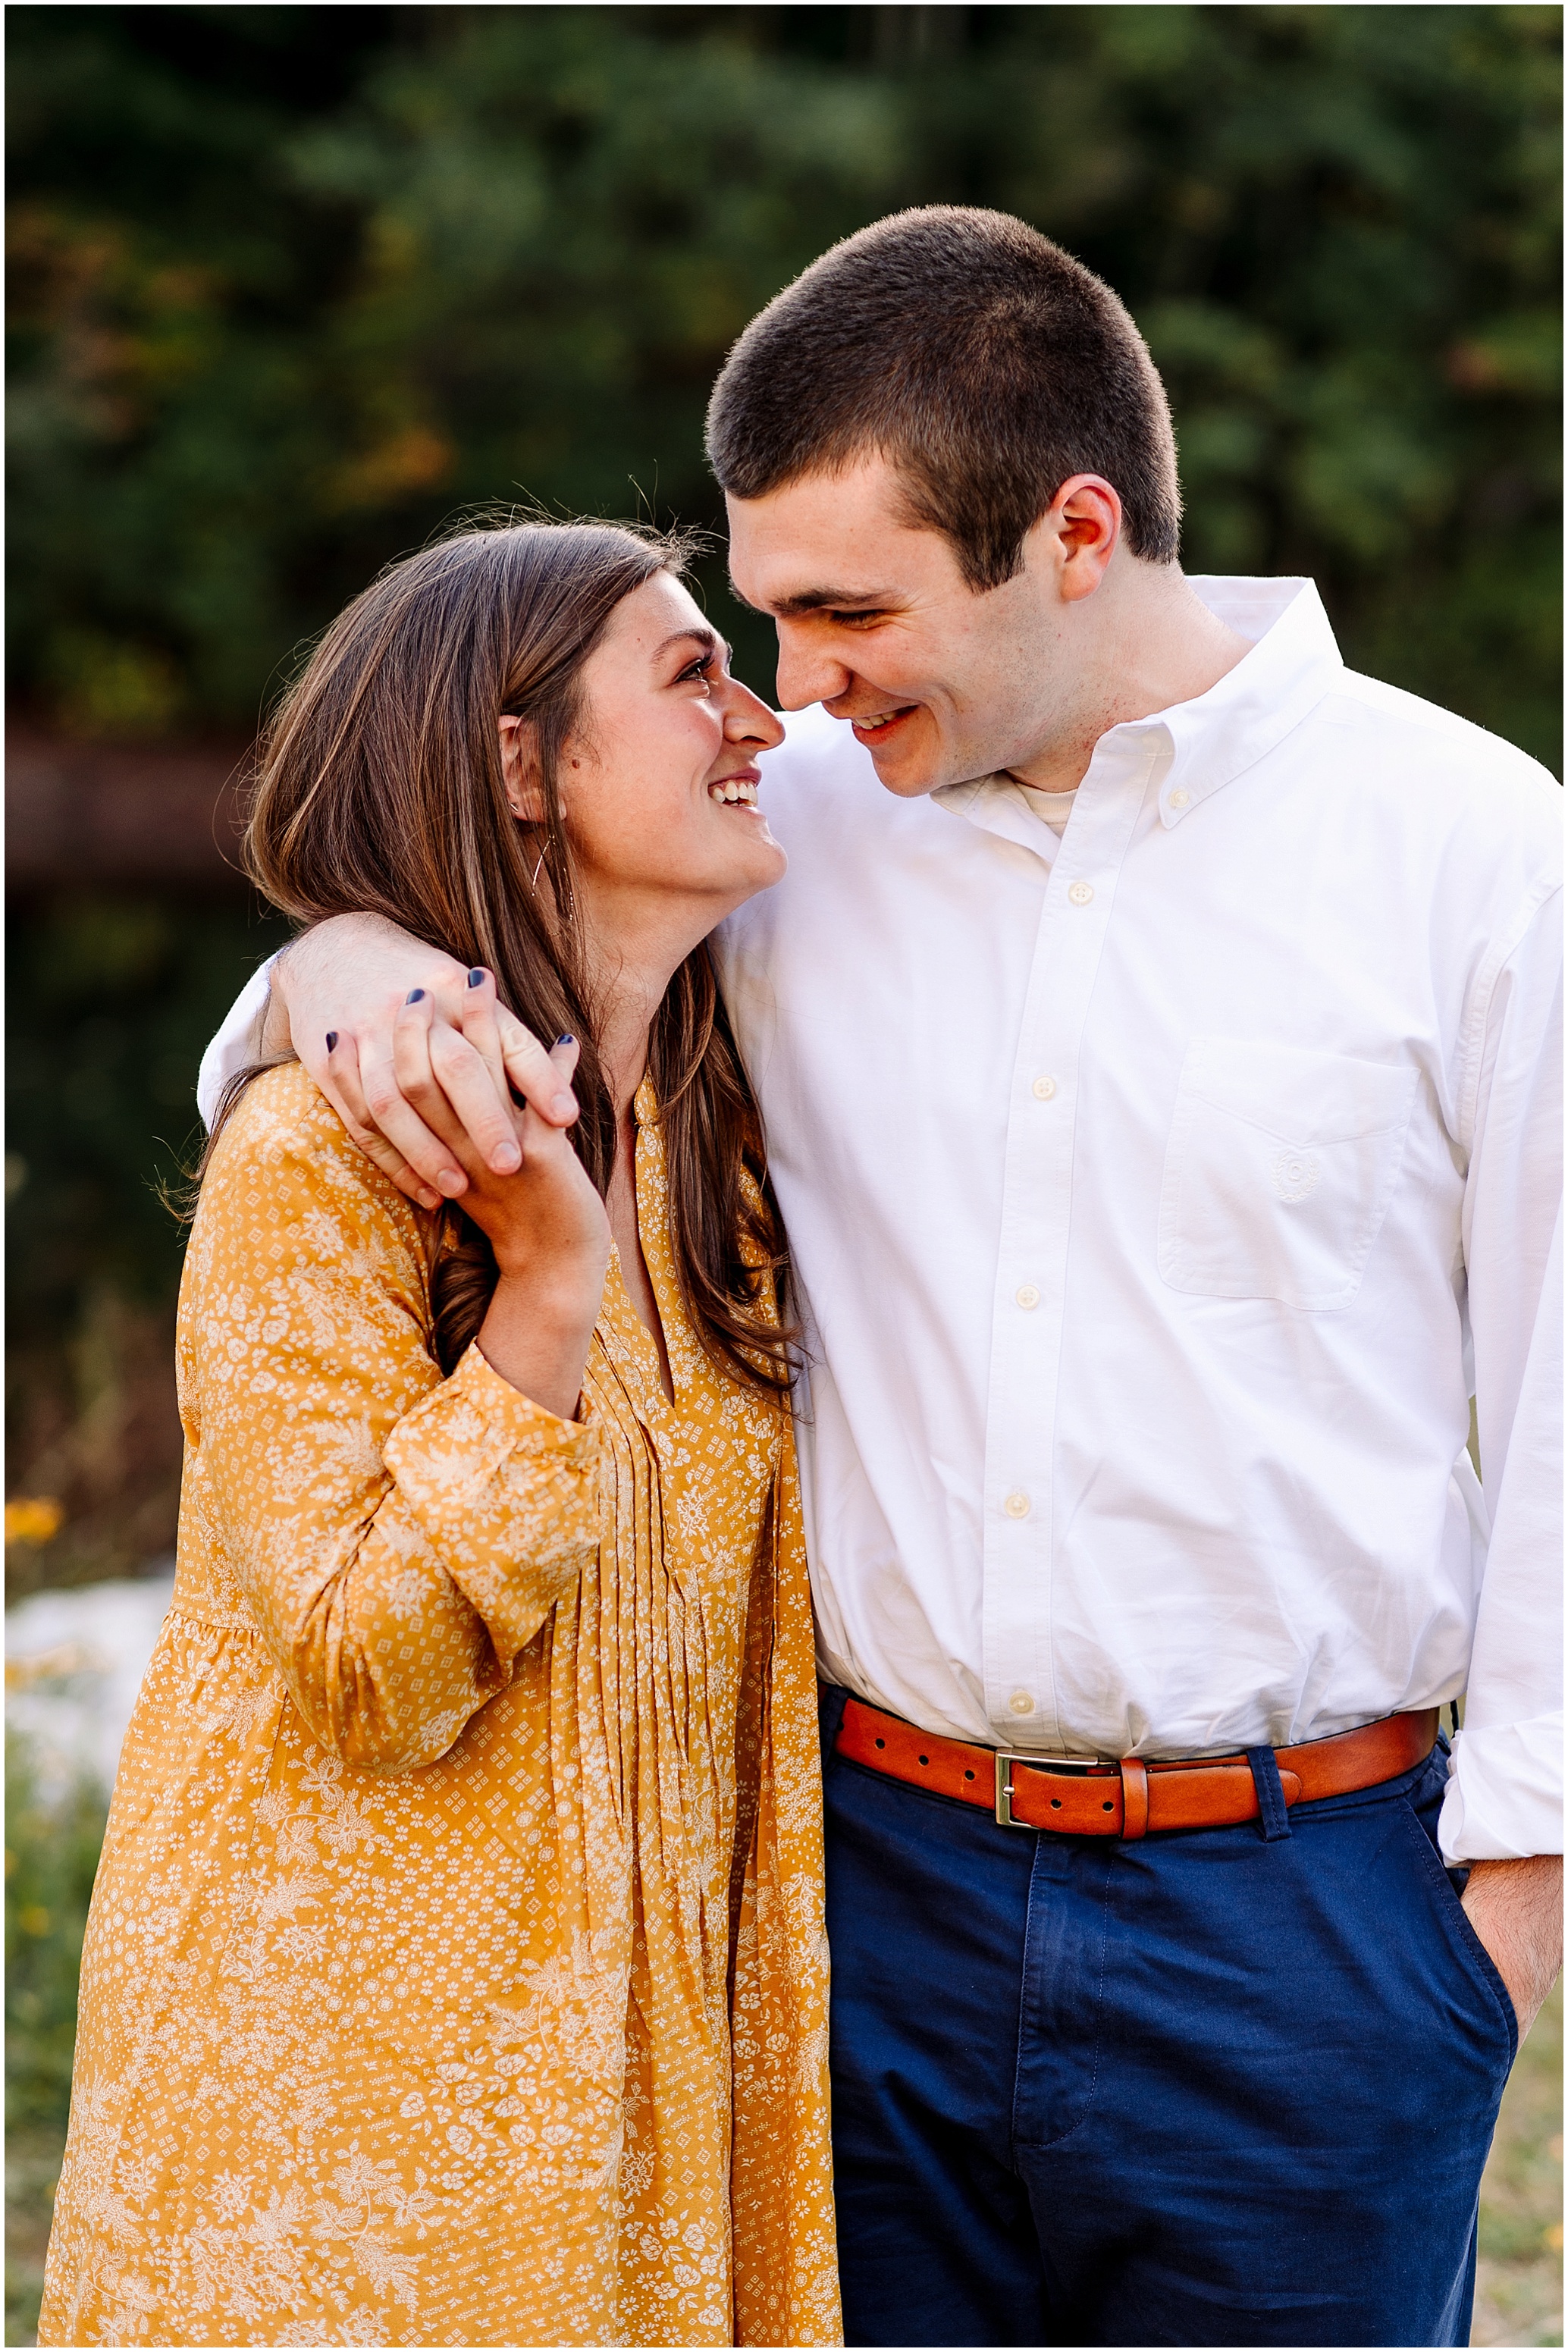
xmin=1474 ymin=1976 xmax=1565 ymax=2347
xmin=3 ymin=1728 xmax=1561 ymax=2347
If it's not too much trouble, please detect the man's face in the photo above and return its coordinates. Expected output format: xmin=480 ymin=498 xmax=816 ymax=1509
xmin=726 ymin=453 xmax=1077 ymax=798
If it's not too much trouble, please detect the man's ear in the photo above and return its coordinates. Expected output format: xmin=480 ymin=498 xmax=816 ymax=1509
xmin=498 ymin=714 xmax=546 ymax=822
xmin=1035 ymin=475 xmax=1122 ymax=604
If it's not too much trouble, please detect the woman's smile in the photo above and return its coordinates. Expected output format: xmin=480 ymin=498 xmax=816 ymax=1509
xmin=707 ymin=764 xmax=762 ymax=807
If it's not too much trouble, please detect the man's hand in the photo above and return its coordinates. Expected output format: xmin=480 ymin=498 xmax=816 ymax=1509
xmin=1462 ymin=1852 xmax=1563 ymax=2041
xmin=271 ymin=914 xmax=578 ymax=1212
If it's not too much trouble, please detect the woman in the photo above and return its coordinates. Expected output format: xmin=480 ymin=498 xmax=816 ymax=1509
xmin=39 ymin=521 xmax=839 ymax=2350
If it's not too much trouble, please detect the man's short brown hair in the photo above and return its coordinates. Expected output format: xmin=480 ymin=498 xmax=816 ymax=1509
xmin=706 ymin=206 xmax=1181 ymax=588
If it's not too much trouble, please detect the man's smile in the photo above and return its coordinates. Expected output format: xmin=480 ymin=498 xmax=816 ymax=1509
xmin=840 ymin=703 xmax=920 ymax=745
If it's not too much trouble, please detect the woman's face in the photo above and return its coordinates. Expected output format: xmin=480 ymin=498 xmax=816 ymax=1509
xmin=503 ymin=572 xmax=787 ymax=950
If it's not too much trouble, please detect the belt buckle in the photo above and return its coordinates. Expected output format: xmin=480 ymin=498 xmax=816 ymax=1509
xmin=994 ymin=1749 xmax=1109 ymax=1828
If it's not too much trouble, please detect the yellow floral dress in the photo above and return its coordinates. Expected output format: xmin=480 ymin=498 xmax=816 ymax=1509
xmin=39 ymin=1062 xmax=839 ymax=2350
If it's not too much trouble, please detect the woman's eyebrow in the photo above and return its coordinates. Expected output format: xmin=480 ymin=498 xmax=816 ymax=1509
xmin=654 ymin=626 xmax=731 ymax=665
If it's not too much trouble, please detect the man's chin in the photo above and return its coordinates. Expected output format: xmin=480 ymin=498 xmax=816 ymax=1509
xmin=857 ymin=729 xmax=945 ymax=800
xmin=862 ymin=737 xmax=975 ymax=801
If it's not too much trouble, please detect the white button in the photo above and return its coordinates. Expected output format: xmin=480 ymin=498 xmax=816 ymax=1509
xmin=1008 ymin=1690 xmax=1036 ymax=1717
xmin=1168 ymin=787 xmax=1190 ymax=810
xmin=1031 ymin=1074 xmax=1057 ymax=1101
xmin=1068 ymin=880 xmax=1094 ymax=906
xmin=1015 ymin=1284 xmax=1040 ymax=1310
xmin=1003 ymin=1491 xmax=1030 ymax=1519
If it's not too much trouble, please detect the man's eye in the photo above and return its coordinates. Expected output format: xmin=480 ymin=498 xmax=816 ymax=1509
xmin=829 ymin=610 xmax=885 ymax=627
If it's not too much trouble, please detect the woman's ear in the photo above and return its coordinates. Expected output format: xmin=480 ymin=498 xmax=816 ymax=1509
xmin=498 ymin=714 xmax=546 ymax=822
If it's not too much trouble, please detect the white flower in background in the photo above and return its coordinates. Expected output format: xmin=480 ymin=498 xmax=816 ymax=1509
xmin=5 ymin=1567 xmax=175 ymax=1798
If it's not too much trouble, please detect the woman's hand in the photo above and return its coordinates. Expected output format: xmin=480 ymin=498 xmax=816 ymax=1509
xmin=394 ymin=988 xmax=611 ymax=1419
xmin=286 ymin=914 xmax=579 ymax=1212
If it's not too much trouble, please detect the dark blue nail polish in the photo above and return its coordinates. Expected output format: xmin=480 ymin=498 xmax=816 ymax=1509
xmin=553 ymin=1033 xmax=574 ymax=1048
xmin=325 ymin=1031 xmax=338 ymax=1052
xmin=468 ymin=968 xmax=485 ymax=987
xmin=406 ymin=988 xmax=425 ymax=1005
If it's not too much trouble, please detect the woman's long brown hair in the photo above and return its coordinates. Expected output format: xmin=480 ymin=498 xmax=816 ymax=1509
xmin=203 ymin=518 xmax=794 ymax=1397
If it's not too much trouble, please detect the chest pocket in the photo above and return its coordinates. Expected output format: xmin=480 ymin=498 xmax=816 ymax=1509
xmin=1157 ymin=1039 xmax=1419 ymax=1311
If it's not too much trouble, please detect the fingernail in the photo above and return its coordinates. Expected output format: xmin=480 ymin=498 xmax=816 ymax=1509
xmin=551 ymin=1091 xmax=578 ymax=1119
xmin=406 ymin=988 xmax=425 ymax=1005
xmin=418 ymin=1189 xmax=441 ymax=1211
xmin=325 ymin=1031 xmax=338 ymax=1053
xmin=435 ymin=1168 xmax=465 ymax=1196
xmin=553 ymin=1033 xmax=575 ymax=1049
xmin=491 ymin=1145 xmax=521 ymax=1173
xmin=468 ymin=968 xmax=485 ymax=988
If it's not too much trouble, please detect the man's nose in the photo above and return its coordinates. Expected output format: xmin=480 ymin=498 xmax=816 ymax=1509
xmin=722 ymin=678 xmax=786 ymax=748
xmin=773 ymin=625 xmax=851 ymax=713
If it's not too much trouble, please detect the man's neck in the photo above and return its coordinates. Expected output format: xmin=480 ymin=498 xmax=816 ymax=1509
xmin=1008 ymin=568 xmax=1253 ymax=797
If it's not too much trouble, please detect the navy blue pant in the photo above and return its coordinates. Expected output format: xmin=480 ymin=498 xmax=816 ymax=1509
xmin=820 ymin=1687 xmax=1516 ymax=2347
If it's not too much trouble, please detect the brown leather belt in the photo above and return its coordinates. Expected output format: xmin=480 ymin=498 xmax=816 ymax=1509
xmin=835 ymin=1695 xmax=1439 ymax=1838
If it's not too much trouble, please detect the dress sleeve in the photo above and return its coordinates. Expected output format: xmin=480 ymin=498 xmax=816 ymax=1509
xmin=1441 ymin=892 xmax=1563 ymax=1862
xmin=182 ymin=1066 xmax=602 ymax=1772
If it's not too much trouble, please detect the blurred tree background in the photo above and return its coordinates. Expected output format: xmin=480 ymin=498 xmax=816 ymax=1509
xmin=8 ymin=2 xmax=1563 ymax=744
xmin=3 ymin=9 xmax=1562 ymax=2343
xmin=7 ymin=2 xmax=1563 ymax=1596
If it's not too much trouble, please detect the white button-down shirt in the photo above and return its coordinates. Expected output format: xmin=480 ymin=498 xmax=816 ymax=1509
xmin=202 ymin=577 xmax=1561 ymax=1862
xmin=711 ymin=578 xmax=1561 ymax=1864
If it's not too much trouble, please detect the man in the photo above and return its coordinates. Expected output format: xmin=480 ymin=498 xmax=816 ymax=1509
xmin=202 ymin=209 xmax=1561 ymax=2347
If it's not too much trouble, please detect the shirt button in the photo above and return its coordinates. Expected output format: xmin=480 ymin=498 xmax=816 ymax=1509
xmin=1031 ymin=1074 xmax=1057 ymax=1101
xmin=1015 ymin=1284 xmax=1040 ymax=1310
xmin=1008 ymin=1690 xmax=1036 ymax=1717
xmin=1003 ymin=1491 xmax=1030 ymax=1519
xmin=1168 ymin=787 xmax=1190 ymax=810
xmin=1067 ymin=880 xmax=1094 ymax=906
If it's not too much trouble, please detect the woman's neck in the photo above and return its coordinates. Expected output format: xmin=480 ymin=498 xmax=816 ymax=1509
xmin=580 ymin=895 xmax=709 ymax=1119
xmin=591 ymin=949 xmax=678 ymax=1400
xmin=597 ymin=989 xmax=657 ymax=1121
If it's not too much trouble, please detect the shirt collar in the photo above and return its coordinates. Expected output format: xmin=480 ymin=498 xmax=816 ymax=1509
xmin=934 ymin=575 xmax=1344 ymax=842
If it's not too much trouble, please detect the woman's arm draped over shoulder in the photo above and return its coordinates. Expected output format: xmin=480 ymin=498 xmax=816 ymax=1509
xmin=183 ymin=1069 xmax=601 ymax=1771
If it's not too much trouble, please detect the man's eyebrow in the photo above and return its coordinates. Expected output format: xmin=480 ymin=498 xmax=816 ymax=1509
xmin=764 ymin=588 xmax=895 ymax=617
xmin=653 ymin=625 xmax=732 ymax=665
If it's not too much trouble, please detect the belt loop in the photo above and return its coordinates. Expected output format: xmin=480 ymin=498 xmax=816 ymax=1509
xmin=1246 ymin=1745 xmax=1293 ymax=1842
xmin=1119 ymin=1757 xmax=1149 ymax=1840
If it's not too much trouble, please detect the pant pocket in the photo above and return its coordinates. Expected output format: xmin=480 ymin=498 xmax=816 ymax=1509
xmin=1397 ymin=1795 xmax=1518 ymax=2067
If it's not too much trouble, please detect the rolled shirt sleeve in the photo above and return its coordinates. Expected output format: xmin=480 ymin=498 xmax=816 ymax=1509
xmin=1441 ymin=892 xmax=1563 ymax=1861
xmin=196 ymin=958 xmax=275 ymax=1127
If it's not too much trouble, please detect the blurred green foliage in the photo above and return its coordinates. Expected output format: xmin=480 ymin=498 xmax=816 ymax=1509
xmin=5 ymin=1736 xmax=109 ymax=2343
xmin=5 ymin=1739 xmax=105 ymax=2135
xmin=5 ymin=897 xmax=289 ymax=1598
xmin=7 ymin=896 xmax=287 ymax=1320
xmin=7 ymin=3 xmax=1562 ymax=760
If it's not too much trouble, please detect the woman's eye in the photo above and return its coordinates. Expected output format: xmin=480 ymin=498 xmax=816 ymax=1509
xmin=677 ymin=656 xmax=715 ymax=684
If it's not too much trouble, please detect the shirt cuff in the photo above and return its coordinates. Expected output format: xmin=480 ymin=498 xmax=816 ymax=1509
xmin=1438 ymin=1711 xmax=1564 ymax=1861
xmin=196 ymin=959 xmax=276 ymax=1129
